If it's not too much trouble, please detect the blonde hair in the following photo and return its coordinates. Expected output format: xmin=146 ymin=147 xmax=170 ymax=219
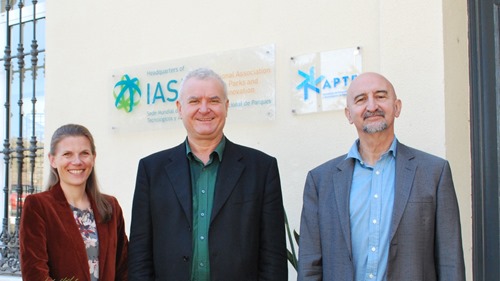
xmin=47 ymin=124 xmax=112 ymax=222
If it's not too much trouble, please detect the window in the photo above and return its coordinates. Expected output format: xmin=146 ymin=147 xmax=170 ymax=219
xmin=0 ymin=0 xmax=45 ymax=275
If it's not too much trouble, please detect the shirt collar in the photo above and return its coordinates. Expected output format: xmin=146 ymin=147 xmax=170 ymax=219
xmin=185 ymin=135 xmax=226 ymax=161
xmin=346 ymin=137 xmax=398 ymax=162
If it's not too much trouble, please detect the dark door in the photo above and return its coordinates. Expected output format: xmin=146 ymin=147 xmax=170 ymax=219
xmin=468 ymin=0 xmax=500 ymax=280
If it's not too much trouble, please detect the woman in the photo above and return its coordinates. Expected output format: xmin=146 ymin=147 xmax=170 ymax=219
xmin=20 ymin=124 xmax=128 ymax=281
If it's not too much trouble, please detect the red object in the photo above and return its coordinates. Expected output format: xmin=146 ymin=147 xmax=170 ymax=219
xmin=10 ymin=192 xmax=28 ymax=210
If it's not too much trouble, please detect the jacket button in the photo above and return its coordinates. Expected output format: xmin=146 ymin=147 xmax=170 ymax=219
xmin=183 ymin=256 xmax=189 ymax=262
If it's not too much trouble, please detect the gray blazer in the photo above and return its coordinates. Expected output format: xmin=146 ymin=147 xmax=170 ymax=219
xmin=298 ymin=141 xmax=465 ymax=281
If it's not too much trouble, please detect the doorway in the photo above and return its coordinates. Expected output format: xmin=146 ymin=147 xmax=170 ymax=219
xmin=468 ymin=0 xmax=500 ymax=280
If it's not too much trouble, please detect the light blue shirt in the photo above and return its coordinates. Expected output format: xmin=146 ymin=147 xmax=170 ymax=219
xmin=347 ymin=138 xmax=397 ymax=281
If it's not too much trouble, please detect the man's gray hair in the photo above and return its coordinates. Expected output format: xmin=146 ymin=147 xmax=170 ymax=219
xmin=179 ymin=67 xmax=228 ymax=99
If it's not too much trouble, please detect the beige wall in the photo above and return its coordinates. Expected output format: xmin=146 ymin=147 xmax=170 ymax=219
xmin=443 ymin=0 xmax=472 ymax=277
xmin=45 ymin=0 xmax=471 ymax=279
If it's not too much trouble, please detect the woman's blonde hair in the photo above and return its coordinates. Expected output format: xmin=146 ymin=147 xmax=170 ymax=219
xmin=46 ymin=124 xmax=112 ymax=222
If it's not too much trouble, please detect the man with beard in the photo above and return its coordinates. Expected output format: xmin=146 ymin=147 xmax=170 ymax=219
xmin=297 ymin=72 xmax=465 ymax=281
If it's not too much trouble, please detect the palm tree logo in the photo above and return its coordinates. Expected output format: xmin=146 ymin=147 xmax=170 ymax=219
xmin=113 ymin=74 xmax=142 ymax=113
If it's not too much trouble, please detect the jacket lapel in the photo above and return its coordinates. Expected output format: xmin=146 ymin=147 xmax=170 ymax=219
xmin=92 ymin=196 xmax=108 ymax=280
xmin=390 ymin=142 xmax=417 ymax=240
xmin=333 ymin=158 xmax=355 ymax=256
xmin=165 ymin=143 xmax=193 ymax=227
xmin=211 ymin=140 xmax=244 ymax=223
xmin=51 ymin=184 xmax=92 ymax=279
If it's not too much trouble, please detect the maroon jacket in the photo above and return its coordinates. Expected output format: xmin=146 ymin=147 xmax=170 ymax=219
xmin=20 ymin=183 xmax=128 ymax=281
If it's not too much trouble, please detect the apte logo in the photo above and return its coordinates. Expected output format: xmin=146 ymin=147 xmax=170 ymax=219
xmin=296 ymin=66 xmax=324 ymax=101
xmin=113 ymin=74 xmax=142 ymax=113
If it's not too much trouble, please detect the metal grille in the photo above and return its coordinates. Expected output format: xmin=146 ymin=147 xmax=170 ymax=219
xmin=0 ymin=0 xmax=45 ymax=275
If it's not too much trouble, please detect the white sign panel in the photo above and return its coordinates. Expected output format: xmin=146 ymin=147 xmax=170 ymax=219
xmin=110 ymin=44 xmax=276 ymax=132
xmin=290 ymin=47 xmax=362 ymax=114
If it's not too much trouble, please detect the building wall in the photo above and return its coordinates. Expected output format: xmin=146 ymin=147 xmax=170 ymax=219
xmin=442 ymin=0 xmax=472 ymax=274
xmin=45 ymin=0 xmax=471 ymax=279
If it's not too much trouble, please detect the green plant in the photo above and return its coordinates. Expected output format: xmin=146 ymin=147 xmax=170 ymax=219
xmin=285 ymin=212 xmax=299 ymax=271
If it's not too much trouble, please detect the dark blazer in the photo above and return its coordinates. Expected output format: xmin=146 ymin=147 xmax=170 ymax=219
xmin=20 ymin=183 xmax=128 ymax=281
xmin=298 ymin=141 xmax=465 ymax=281
xmin=128 ymin=138 xmax=288 ymax=281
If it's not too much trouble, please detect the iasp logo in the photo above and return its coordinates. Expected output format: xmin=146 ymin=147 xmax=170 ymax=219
xmin=113 ymin=74 xmax=142 ymax=113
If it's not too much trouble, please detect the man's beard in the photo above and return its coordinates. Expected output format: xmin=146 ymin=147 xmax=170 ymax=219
xmin=363 ymin=109 xmax=387 ymax=133
xmin=363 ymin=122 xmax=388 ymax=133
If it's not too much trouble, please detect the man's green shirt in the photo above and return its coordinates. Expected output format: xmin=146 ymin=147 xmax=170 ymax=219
xmin=186 ymin=137 xmax=226 ymax=281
